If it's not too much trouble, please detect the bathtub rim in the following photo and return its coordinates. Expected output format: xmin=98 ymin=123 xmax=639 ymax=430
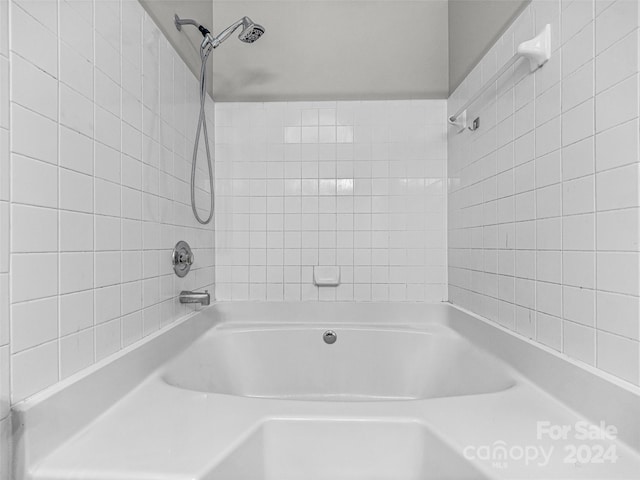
xmin=11 ymin=308 xmax=216 ymax=478
xmin=446 ymin=303 xmax=640 ymax=453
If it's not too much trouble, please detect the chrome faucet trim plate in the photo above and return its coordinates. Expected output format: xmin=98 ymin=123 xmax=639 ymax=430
xmin=172 ymin=241 xmax=193 ymax=278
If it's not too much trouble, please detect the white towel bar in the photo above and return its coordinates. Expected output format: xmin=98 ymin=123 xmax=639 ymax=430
xmin=448 ymin=24 xmax=551 ymax=133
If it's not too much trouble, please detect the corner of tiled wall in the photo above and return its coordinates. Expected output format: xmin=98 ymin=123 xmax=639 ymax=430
xmin=214 ymin=100 xmax=448 ymax=302
xmin=448 ymin=0 xmax=640 ymax=386
xmin=0 ymin=0 xmax=11 ymax=474
xmin=4 ymin=0 xmax=215 ymax=410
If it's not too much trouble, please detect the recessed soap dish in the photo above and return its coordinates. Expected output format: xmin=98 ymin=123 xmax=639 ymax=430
xmin=313 ymin=266 xmax=340 ymax=287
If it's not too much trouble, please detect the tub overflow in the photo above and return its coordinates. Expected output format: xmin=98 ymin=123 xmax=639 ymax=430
xmin=323 ymin=330 xmax=337 ymax=344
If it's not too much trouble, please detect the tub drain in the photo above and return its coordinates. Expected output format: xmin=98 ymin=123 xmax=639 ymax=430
xmin=323 ymin=330 xmax=337 ymax=344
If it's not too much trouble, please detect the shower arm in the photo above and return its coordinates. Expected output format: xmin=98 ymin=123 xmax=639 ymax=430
xmin=174 ymin=15 xmax=212 ymax=39
xmin=175 ymin=15 xmax=245 ymax=50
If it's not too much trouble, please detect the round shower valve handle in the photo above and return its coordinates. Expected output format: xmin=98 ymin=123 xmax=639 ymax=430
xmin=172 ymin=241 xmax=194 ymax=278
xmin=177 ymin=251 xmax=192 ymax=265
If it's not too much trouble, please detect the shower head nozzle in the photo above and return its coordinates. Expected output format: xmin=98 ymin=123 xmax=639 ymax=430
xmin=238 ymin=16 xmax=265 ymax=43
xmin=210 ymin=16 xmax=265 ymax=48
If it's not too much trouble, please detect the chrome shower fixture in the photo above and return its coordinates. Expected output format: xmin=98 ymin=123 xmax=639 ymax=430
xmin=174 ymin=14 xmax=265 ymax=52
xmin=174 ymin=13 xmax=265 ymax=225
xmin=174 ymin=15 xmax=216 ymax=56
xmin=213 ymin=16 xmax=265 ymax=47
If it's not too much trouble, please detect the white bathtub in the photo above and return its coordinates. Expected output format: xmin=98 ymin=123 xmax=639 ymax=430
xmin=13 ymin=302 xmax=640 ymax=480
xmin=163 ymin=323 xmax=515 ymax=401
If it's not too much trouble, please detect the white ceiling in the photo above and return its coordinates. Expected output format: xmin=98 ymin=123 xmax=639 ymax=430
xmin=209 ymin=0 xmax=449 ymax=101
xmin=141 ymin=0 xmax=527 ymax=102
xmin=448 ymin=0 xmax=530 ymax=93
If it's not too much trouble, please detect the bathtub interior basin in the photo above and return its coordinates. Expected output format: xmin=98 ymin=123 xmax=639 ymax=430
xmin=205 ymin=419 xmax=491 ymax=480
xmin=162 ymin=323 xmax=515 ymax=401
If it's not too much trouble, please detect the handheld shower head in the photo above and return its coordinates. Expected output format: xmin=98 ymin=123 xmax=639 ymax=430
xmin=173 ymin=13 xmax=265 ymax=225
xmin=208 ymin=16 xmax=265 ymax=48
xmin=174 ymin=14 xmax=265 ymax=49
xmin=238 ymin=16 xmax=265 ymax=43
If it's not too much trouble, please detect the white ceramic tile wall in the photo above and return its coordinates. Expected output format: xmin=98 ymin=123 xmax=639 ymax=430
xmin=5 ymin=0 xmax=215 ymax=404
xmin=215 ymin=100 xmax=447 ymax=302
xmin=0 ymin=0 xmax=11 ymax=475
xmin=448 ymin=0 xmax=640 ymax=386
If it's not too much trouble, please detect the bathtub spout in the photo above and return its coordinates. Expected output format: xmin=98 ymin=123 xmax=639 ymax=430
xmin=179 ymin=290 xmax=210 ymax=306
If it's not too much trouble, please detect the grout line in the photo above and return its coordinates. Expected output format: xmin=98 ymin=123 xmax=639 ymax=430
xmin=591 ymin=0 xmax=599 ymax=368
xmin=5 ymin=0 xmax=12 ymax=405
xmin=56 ymin=0 xmax=62 ymax=382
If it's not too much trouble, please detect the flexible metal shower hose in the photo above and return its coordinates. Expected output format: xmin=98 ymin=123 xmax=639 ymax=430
xmin=190 ymin=45 xmax=215 ymax=225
